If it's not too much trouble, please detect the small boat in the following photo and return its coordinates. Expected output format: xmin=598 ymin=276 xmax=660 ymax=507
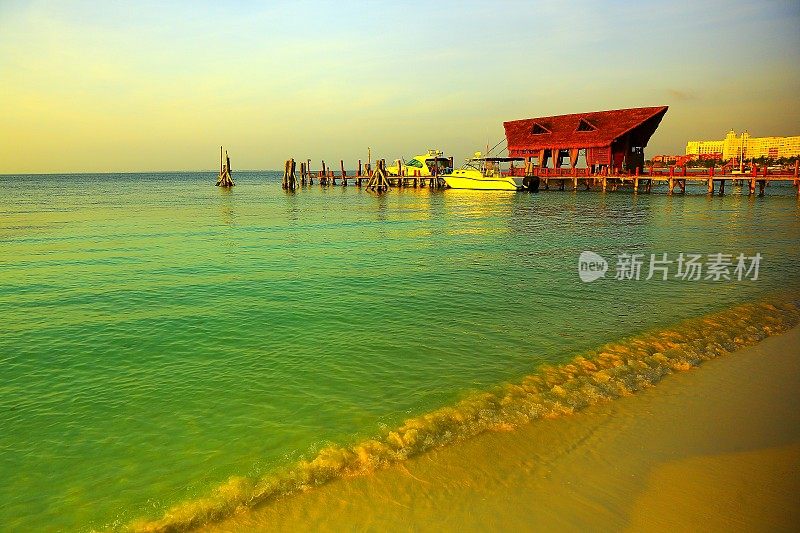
xmin=387 ymin=149 xmax=453 ymax=177
xmin=442 ymin=153 xmax=526 ymax=191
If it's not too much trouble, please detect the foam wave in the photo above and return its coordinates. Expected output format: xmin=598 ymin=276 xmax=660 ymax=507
xmin=124 ymin=298 xmax=800 ymax=532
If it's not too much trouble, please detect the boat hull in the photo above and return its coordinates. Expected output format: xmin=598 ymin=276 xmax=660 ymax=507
xmin=443 ymin=175 xmax=522 ymax=191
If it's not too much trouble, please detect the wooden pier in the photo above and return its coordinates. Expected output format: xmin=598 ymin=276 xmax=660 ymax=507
xmin=510 ymin=160 xmax=800 ymax=196
xmin=502 ymin=106 xmax=799 ymax=196
xmin=277 ymin=106 xmax=799 ymax=196
xmin=279 ymin=154 xmax=799 ymax=196
xmin=285 ymin=158 xmax=447 ymax=190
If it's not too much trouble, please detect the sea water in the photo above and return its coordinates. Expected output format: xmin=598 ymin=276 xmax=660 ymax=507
xmin=1 ymin=172 xmax=798 ymax=531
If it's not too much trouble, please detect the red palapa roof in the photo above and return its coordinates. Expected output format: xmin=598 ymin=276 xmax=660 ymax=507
xmin=504 ymin=106 xmax=668 ymax=151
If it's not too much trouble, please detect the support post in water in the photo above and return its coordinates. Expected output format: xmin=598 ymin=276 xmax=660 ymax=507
xmin=282 ymin=158 xmax=297 ymax=190
xmin=215 ymin=146 xmax=234 ymax=187
xmin=398 ymin=160 xmax=403 ymax=187
xmin=666 ymin=165 xmax=674 ymax=195
xmin=366 ymin=159 xmax=391 ymax=192
xmin=707 ymin=167 xmax=715 ymax=194
xmin=299 ymin=162 xmax=307 ymax=185
xmin=795 ymin=160 xmax=800 ymax=196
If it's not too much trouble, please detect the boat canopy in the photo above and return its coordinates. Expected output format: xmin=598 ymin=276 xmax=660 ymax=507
xmin=472 ymin=157 xmax=525 ymax=162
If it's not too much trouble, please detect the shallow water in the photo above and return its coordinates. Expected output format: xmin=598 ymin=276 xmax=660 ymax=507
xmin=0 ymin=172 xmax=799 ymax=531
xmin=202 ymin=325 xmax=800 ymax=533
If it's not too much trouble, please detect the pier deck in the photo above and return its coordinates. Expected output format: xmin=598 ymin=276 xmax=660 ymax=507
xmin=513 ymin=164 xmax=799 ymax=195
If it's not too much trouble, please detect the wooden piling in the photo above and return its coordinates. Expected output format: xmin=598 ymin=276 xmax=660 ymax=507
xmin=397 ymin=160 xmax=403 ymax=188
xmin=215 ymin=146 xmax=234 ymax=187
xmin=795 ymin=160 xmax=800 ymax=196
xmin=366 ymin=159 xmax=390 ymax=192
xmin=282 ymin=158 xmax=297 ymax=190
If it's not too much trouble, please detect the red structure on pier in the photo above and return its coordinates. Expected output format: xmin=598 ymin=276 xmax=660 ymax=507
xmin=504 ymin=106 xmax=668 ymax=174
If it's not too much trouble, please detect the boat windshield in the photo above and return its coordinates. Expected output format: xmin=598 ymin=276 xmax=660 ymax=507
xmin=425 ymin=158 xmax=452 ymax=173
xmin=462 ymin=157 xmax=521 ymax=175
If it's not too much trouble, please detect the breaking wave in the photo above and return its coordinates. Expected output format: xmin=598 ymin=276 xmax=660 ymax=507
xmin=124 ymin=298 xmax=800 ymax=532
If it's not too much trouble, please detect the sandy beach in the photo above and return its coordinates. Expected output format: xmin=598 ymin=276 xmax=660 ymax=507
xmin=204 ymin=325 xmax=800 ymax=532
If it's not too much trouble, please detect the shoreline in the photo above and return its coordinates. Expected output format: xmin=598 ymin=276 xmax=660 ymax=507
xmin=127 ymin=299 xmax=800 ymax=532
xmin=202 ymin=324 xmax=800 ymax=532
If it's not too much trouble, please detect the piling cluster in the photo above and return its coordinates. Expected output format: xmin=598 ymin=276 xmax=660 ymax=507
xmin=282 ymin=158 xmax=447 ymax=191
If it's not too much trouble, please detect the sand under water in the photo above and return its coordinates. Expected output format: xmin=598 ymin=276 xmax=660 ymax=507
xmin=128 ymin=299 xmax=800 ymax=532
xmin=197 ymin=323 xmax=800 ymax=533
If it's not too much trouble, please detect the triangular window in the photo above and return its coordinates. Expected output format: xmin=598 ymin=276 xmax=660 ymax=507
xmin=531 ymin=122 xmax=551 ymax=134
xmin=576 ymin=118 xmax=597 ymax=132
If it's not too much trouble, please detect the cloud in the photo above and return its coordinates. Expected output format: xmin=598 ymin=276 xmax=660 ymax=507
xmin=667 ymin=89 xmax=698 ymax=101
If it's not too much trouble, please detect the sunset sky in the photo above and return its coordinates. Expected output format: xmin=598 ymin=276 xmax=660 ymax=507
xmin=1 ymin=0 xmax=798 ymax=173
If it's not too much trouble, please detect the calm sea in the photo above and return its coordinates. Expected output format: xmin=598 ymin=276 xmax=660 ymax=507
xmin=1 ymin=172 xmax=799 ymax=531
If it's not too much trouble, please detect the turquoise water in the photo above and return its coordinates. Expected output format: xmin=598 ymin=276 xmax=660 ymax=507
xmin=1 ymin=172 xmax=799 ymax=531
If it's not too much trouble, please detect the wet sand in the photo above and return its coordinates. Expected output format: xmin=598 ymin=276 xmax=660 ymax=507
xmin=203 ymin=325 xmax=800 ymax=532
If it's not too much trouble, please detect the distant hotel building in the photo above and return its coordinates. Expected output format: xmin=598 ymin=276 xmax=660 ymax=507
xmin=686 ymin=130 xmax=800 ymax=161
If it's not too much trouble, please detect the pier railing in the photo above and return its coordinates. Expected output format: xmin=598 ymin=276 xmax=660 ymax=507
xmin=505 ymin=161 xmax=799 ymax=195
xmin=508 ymin=163 xmax=798 ymax=180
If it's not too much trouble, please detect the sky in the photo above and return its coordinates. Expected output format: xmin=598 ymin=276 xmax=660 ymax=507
xmin=0 ymin=0 xmax=798 ymax=173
